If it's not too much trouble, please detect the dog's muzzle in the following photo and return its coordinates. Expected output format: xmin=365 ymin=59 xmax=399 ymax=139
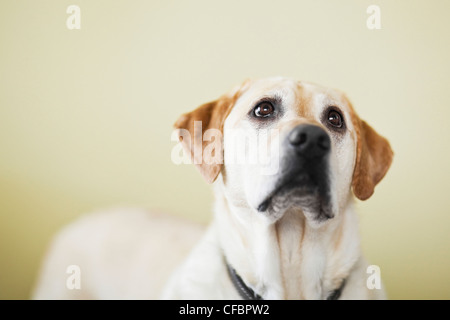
xmin=258 ymin=124 xmax=333 ymax=221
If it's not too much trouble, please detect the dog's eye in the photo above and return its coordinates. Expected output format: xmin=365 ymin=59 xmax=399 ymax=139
xmin=254 ymin=101 xmax=275 ymax=118
xmin=327 ymin=110 xmax=344 ymax=128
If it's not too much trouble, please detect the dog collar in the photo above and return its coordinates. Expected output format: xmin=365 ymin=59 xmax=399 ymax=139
xmin=226 ymin=262 xmax=346 ymax=300
xmin=226 ymin=263 xmax=263 ymax=300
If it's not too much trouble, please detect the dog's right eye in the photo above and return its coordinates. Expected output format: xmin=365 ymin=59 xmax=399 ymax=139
xmin=253 ymin=101 xmax=275 ymax=118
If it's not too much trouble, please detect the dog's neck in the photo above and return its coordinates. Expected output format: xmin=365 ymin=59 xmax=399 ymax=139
xmin=213 ymin=186 xmax=361 ymax=300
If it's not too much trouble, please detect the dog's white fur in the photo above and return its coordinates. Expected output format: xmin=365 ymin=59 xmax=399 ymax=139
xmin=33 ymin=77 xmax=392 ymax=299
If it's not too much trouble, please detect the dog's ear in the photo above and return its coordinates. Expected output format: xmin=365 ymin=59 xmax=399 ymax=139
xmin=173 ymin=94 xmax=235 ymax=184
xmin=352 ymin=118 xmax=394 ymax=200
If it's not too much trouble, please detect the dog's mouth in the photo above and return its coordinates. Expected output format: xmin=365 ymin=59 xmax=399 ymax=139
xmin=256 ymin=171 xmax=333 ymax=222
xmin=257 ymin=175 xmax=309 ymax=211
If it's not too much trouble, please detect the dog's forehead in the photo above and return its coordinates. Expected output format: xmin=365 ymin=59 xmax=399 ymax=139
xmin=235 ymin=77 xmax=300 ymax=105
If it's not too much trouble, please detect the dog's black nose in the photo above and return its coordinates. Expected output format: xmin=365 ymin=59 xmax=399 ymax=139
xmin=288 ymin=124 xmax=330 ymax=158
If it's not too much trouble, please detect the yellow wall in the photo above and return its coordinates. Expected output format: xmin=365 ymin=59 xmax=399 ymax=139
xmin=1 ymin=0 xmax=449 ymax=299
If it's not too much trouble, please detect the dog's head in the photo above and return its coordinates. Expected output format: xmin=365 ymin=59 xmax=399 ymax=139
xmin=174 ymin=77 xmax=393 ymax=224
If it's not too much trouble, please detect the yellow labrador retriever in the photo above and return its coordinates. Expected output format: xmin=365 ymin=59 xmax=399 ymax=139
xmin=33 ymin=77 xmax=393 ymax=300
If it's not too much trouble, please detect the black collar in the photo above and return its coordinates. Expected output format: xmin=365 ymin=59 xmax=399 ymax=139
xmin=226 ymin=263 xmax=263 ymax=300
xmin=226 ymin=262 xmax=346 ymax=300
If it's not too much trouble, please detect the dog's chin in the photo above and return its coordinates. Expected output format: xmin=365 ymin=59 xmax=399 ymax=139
xmin=256 ymin=183 xmax=334 ymax=223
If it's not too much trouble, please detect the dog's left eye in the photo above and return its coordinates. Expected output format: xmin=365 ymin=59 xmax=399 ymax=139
xmin=327 ymin=110 xmax=344 ymax=128
xmin=253 ymin=101 xmax=275 ymax=118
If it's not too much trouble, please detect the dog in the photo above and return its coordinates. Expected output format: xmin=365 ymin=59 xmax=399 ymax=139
xmin=33 ymin=77 xmax=393 ymax=299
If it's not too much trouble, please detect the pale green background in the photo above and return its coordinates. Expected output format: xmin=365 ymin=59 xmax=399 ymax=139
xmin=1 ymin=0 xmax=449 ymax=299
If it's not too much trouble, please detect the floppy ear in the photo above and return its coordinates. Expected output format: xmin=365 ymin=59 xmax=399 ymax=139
xmin=352 ymin=119 xmax=394 ymax=200
xmin=174 ymin=95 xmax=235 ymax=183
